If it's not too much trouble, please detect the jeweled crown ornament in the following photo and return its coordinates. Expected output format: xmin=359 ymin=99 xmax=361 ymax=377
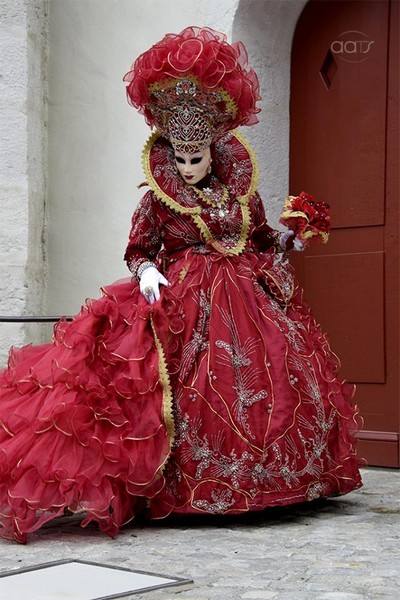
xmin=168 ymin=106 xmax=212 ymax=153
xmin=148 ymin=78 xmax=218 ymax=153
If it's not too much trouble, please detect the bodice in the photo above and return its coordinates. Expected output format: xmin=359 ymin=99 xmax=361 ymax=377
xmin=124 ymin=130 xmax=278 ymax=273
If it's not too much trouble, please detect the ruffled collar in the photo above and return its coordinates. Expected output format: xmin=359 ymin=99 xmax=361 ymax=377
xmin=141 ymin=130 xmax=259 ymax=211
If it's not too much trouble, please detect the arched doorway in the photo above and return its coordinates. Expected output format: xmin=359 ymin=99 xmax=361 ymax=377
xmin=290 ymin=0 xmax=399 ymax=466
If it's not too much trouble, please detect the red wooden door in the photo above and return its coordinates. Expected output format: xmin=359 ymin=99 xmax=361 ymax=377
xmin=290 ymin=0 xmax=399 ymax=466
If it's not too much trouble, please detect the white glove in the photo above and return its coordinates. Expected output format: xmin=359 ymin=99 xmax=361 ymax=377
xmin=280 ymin=230 xmax=305 ymax=252
xmin=139 ymin=266 xmax=169 ymax=304
xmin=293 ymin=236 xmax=305 ymax=251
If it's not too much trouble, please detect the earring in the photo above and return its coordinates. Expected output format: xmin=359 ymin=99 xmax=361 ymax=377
xmin=207 ymin=158 xmax=212 ymax=174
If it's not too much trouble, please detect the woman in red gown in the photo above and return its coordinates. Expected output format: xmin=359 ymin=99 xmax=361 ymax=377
xmin=0 ymin=27 xmax=362 ymax=543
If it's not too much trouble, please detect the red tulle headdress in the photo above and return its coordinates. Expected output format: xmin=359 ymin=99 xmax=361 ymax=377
xmin=124 ymin=26 xmax=261 ymax=153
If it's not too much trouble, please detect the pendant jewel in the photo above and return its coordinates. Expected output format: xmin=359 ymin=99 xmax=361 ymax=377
xmin=192 ymin=177 xmax=229 ymax=219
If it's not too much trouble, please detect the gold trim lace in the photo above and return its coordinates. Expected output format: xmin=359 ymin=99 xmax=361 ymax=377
xmin=142 ymin=130 xmax=258 ymax=256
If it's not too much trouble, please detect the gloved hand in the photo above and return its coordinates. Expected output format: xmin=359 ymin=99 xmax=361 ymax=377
xmin=280 ymin=230 xmax=305 ymax=252
xmin=139 ymin=266 xmax=169 ymax=304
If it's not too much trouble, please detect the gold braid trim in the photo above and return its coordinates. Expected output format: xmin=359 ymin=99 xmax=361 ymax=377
xmin=233 ymin=130 xmax=259 ymax=255
xmin=237 ymin=197 xmax=251 ymax=254
xmin=188 ymin=130 xmax=257 ymax=256
xmin=142 ymin=129 xmax=257 ymax=256
xmin=230 ymin=130 xmax=260 ymax=199
xmin=150 ymin=314 xmax=175 ymax=445
xmin=191 ymin=197 xmax=250 ymax=256
xmin=142 ymin=131 xmax=201 ymax=216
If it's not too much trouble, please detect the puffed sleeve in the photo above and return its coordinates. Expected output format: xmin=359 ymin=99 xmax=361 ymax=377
xmin=249 ymin=192 xmax=281 ymax=253
xmin=124 ymin=190 xmax=163 ymax=278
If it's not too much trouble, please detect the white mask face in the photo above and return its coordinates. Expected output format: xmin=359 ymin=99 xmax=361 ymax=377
xmin=174 ymin=147 xmax=211 ymax=185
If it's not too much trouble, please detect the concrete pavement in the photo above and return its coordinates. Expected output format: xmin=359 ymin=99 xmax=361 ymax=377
xmin=0 ymin=467 xmax=399 ymax=600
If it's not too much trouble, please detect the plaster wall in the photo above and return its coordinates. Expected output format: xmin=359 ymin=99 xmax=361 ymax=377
xmin=46 ymin=0 xmax=240 ymax=316
xmin=233 ymin=0 xmax=307 ymax=227
xmin=0 ymin=0 xmax=308 ymax=365
xmin=46 ymin=0 xmax=307 ymax=317
xmin=0 ymin=0 xmax=48 ymax=364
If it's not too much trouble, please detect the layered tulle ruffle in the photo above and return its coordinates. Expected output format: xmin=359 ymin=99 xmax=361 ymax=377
xmin=0 ymin=280 xmax=173 ymax=542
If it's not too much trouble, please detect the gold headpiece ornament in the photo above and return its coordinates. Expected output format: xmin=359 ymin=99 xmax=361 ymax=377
xmin=147 ymin=78 xmax=234 ymax=153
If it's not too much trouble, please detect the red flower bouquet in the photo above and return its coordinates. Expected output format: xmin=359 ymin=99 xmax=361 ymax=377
xmin=279 ymin=192 xmax=330 ymax=245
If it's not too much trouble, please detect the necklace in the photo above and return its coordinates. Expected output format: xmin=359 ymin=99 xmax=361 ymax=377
xmin=192 ymin=178 xmax=229 ymax=218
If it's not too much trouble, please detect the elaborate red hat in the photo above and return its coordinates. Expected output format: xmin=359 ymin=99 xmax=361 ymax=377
xmin=124 ymin=26 xmax=261 ymax=153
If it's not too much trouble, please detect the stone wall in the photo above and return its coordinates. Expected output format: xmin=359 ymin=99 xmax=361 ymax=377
xmin=0 ymin=0 xmax=48 ymax=365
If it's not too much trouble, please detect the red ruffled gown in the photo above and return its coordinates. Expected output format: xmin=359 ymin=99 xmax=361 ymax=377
xmin=0 ymin=132 xmax=362 ymax=542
